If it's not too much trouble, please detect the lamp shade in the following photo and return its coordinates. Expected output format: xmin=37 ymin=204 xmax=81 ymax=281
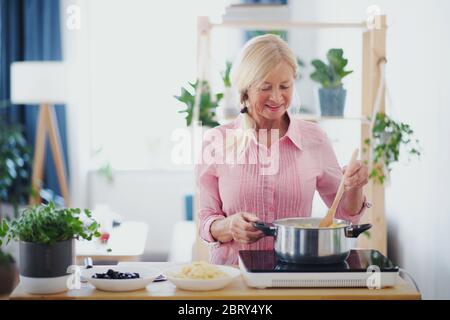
xmin=11 ymin=62 xmax=67 ymax=104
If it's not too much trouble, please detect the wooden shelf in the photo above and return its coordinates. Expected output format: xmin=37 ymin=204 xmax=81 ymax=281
xmin=195 ymin=15 xmax=388 ymax=259
xmin=221 ymin=115 xmax=371 ymax=124
xmin=295 ymin=114 xmax=371 ymax=124
xmin=211 ymin=20 xmax=367 ymax=30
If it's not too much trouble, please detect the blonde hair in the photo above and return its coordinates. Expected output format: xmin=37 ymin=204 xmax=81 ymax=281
xmin=231 ymin=34 xmax=298 ymax=105
xmin=228 ymin=34 xmax=298 ymax=158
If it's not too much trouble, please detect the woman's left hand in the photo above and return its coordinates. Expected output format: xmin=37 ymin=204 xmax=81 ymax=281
xmin=342 ymin=160 xmax=369 ymax=191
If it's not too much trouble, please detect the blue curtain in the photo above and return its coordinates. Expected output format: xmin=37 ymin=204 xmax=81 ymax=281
xmin=0 ymin=0 xmax=69 ymax=202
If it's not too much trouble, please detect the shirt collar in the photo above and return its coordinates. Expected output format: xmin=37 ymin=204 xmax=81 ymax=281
xmin=232 ymin=112 xmax=303 ymax=150
xmin=284 ymin=112 xmax=303 ymax=150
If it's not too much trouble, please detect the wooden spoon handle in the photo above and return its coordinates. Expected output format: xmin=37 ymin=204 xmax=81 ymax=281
xmin=321 ymin=148 xmax=359 ymax=226
xmin=329 ymin=148 xmax=359 ymax=211
xmin=327 ymin=179 xmax=346 ymax=217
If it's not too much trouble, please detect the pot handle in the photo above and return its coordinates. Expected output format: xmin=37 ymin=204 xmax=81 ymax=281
xmin=345 ymin=223 xmax=372 ymax=238
xmin=252 ymin=221 xmax=276 ymax=237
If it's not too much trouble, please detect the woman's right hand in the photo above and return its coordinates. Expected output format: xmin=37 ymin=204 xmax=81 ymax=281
xmin=211 ymin=212 xmax=265 ymax=244
xmin=230 ymin=212 xmax=265 ymax=244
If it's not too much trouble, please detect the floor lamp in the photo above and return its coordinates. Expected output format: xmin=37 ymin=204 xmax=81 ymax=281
xmin=11 ymin=62 xmax=70 ymax=206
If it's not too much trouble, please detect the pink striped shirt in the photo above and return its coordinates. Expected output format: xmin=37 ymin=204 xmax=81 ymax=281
xmin=195 ymin=113 xmax=366 ymax=265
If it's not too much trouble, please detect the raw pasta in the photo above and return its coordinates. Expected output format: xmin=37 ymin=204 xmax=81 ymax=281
xmin=294 ymin=223 xmax=345 ymax=228
xmin=174 ymin=261 xmax=229 ymax=280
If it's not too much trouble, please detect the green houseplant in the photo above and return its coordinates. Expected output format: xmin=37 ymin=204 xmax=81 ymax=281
xmin=364 ymin=112 xmax=421 ymax=184
xmin=220 ymin=61 xmax=240 ymax=119
xmin=221 ymin=61 xmax=232 ymax=88
xmin=0 ymin=118 xmax=32 ymax=218
xmin=310 ymin=48 xmax=353 ymax=116
xmin=0 ymin=202 xmax=101 ymax=294
xmin=175 ymin=80 xmax=223 ymax=128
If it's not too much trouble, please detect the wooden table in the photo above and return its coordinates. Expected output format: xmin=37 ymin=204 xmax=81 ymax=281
xmin=10 ymin=262 xmax=421 ymax=300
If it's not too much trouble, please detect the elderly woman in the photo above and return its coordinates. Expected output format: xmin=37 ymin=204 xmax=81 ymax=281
xmin=195 ymin=34 xmax=370 ymax=265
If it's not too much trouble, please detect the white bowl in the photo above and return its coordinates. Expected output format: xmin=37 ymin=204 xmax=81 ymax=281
xmin=164 ymin=264 xmax=241 ymax=291
xmin=81 ymin=266 xmax=161 ymax=292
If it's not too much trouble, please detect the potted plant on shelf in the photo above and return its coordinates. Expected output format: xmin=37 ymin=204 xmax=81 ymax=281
xmin=175 ymin=80 xmax=223 ymax=128
xmin=364 ymin=112 xmax=421 ymax=184
xmin=0 ymin=202 xmax=101 ymax=294
xmin=220 ymin=61 xmax=239 ymax=120
xmin=310 ymin=48 xmax=353 ymax=116
xmin=0 ymin=248 xmax=18 ymax=297
xmin=0 ymin=117 xmax=32 ymax=218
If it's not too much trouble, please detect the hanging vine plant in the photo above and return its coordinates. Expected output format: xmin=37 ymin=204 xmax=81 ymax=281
xmin=364 ymin=112 xmax=421 ymax=184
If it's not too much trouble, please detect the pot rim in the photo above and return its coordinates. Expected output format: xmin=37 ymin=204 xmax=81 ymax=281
xmin=19 ymin=238 xmax=74 ymax=245
xmin=272 ymin=217 xmax=351 ymax=230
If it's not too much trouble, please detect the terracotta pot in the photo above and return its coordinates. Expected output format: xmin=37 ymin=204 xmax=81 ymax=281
xmin=0 ymin=261 xmax=19 ymax=296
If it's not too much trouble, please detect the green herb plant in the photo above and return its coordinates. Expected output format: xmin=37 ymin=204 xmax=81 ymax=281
xmin=0 ymin=202 xmax=101 ymax=246
xmin=0 ymin=248 xmax=14 ymax=265
xmin=364 ymin=112 xmax=421 ymax=184
xmin=175 ymin=80 xmax=223 ymax=128
xmin=310 ymin=48 xmax=353 ymax=88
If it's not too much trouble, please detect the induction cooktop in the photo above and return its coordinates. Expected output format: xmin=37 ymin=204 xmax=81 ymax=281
xmin=238 ymin=249 xmax=399 ymax=288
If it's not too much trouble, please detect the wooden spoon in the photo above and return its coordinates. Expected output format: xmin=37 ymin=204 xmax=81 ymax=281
xmin=319 ymin=148 xmax=360 ymax=228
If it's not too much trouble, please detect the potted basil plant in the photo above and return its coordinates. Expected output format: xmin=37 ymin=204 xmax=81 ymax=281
xmin=310 ymin=48 xmax=353 ymax=116
xmin=0 ymin=202 xmax=101 ymax=294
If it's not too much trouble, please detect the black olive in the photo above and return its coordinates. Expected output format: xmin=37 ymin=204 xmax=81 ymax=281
xmin=92 ymin=269 xmax=140 ymax=280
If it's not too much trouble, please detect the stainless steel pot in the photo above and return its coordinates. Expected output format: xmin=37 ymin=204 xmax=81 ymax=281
xmin=253 ymin=217 xmax=372 ymax=264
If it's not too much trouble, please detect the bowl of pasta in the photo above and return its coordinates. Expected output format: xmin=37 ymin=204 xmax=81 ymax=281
xmin=164 ymin=261 xmax=241 ymax=291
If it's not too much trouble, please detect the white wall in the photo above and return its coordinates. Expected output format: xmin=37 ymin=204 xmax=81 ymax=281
xmin=289 ymin=0 xmax=318 ymax=114
xmin=61 ymin=0 xmax=236 ymax=256
xmin=61 ymin=0 xmax=92 ymax=208
xmin=300 ymin=0 xmax=450 ymax=299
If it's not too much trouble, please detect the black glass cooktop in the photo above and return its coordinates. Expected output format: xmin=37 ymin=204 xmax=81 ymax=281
xmin=238 ymin=250 xmax=399 ymax=273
